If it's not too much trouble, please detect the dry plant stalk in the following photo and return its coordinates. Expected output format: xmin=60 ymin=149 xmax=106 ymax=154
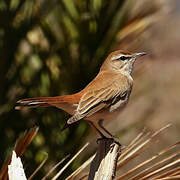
xmin=8 ymin=151 xmax=27 ymax=180
xmin=1 ymin=124 xmax=179 ymax=180
xmin=72 ymin=124 xmax=180 ymax=180
xmin=0 ymin=127 xmax=39 ymax=180
xmin=88 ymin=138 xmax=121 ymax=180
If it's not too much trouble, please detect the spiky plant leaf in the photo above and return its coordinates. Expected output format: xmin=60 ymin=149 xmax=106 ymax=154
xmin=0 ymin=127 xmax=38 ymax=180
xmin=64 ymin=124 xmax=180 ymax=180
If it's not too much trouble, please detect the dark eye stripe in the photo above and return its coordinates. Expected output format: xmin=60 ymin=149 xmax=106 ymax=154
xmin=112 ymin=55 xmax=131 ymax=61
xmin=119 ymin=56 xmax=127 ymax=61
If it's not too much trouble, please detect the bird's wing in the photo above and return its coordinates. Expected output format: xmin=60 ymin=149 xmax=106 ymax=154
xmin=67 ymin=73 xmax=130 ymax=124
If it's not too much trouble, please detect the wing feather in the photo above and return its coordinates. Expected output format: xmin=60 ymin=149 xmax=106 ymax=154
xmin=67 ymin=84 xmax=119 ymax=124
xmin=78 ymin=87 xmax=113 ymax=114
xmin=67 ymin=72 xmax=132 ymax=124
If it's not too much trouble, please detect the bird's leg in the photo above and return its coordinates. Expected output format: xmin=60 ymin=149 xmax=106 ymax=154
xmin=88 ymin=121 xmax=107 ymax=139
xmin=88 ymin=121 xmax=121 ymax=146
xmin=98 ymin=119 xmax=115 ymax=138
xmin=98 ymin=119 xmax=121 ymax=146
xmin=88 ymin=121 xmax=113 ymax=144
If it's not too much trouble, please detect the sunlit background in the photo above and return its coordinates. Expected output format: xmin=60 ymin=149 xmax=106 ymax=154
xmin=0 ymin=0 xmax=179 ymax=179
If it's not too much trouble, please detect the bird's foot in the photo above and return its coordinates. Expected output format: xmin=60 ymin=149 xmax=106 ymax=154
xmin=112 ymin=137 xmax=121 ymax=147
xmin=96 ymin=136 xmax=110 ymax=144
xmin=96 ymin=136 xmax=121 ymax=147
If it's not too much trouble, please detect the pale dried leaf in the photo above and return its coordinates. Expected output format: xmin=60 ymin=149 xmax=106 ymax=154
xmin=52 ymin=142 xmax=89 ymax=180
xmin=8 ymin=151 xmax=27 ymax=180
xmin=65 ymin=154 xmax=95 ymax=180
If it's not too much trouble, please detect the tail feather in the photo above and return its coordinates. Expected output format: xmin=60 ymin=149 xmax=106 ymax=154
xmin=15 ymin=96 xmax=62 ymax=110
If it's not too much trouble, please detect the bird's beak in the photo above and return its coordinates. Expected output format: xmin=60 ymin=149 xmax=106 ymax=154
xmin=133 ymin=52 xmax=147 ymax=58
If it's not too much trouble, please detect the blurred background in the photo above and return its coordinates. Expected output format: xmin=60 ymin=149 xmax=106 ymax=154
xmin=0 ymin=0 xmax=179 ymax=179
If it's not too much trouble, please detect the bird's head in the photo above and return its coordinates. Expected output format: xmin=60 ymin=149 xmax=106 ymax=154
xmin=101 ymin=50 xmax=146 ymax=75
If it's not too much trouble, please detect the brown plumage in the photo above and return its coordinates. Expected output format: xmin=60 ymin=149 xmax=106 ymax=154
xmin=16 ymin=50 xmax=146 ymax=137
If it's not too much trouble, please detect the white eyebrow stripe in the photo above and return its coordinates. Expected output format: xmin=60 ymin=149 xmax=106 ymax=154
xmin=111 ymin=54 xmax=131 ymax=60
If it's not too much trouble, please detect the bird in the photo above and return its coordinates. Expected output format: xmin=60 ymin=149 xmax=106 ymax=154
xmin=15 ymin=50 xmax=146 ymax=140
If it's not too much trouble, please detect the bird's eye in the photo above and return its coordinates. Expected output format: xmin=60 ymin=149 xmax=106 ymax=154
xmin=119 ymin=56 xmax=127 ymax=61
xmin=112 ymin=55 xmax=130 ymax=61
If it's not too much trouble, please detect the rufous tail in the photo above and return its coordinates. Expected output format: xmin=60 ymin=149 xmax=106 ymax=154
xmin=15 ymin=96 xmax=63 ymax=110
